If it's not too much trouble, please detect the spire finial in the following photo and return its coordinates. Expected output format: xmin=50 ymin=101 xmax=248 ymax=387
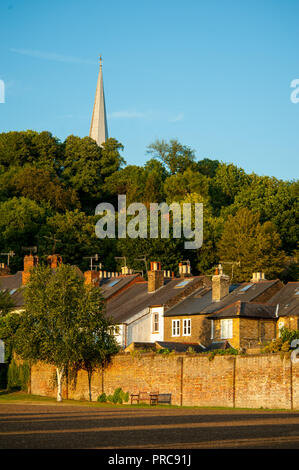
xmin=99 ymin=55 xmax=102 ymax=67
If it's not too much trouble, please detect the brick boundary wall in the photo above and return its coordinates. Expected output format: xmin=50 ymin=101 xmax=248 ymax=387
xmin=29 ymin=353 xmax=299 ymax=410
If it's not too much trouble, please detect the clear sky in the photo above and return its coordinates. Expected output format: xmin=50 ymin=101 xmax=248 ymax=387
xmin=1 ymin=0 xmax=299 ymax=180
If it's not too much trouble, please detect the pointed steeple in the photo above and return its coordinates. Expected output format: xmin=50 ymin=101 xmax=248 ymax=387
xmin=89 ymin=56 xmax=108 ymax=147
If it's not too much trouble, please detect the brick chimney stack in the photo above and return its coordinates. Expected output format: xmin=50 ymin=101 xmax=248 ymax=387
xmin=84 ymin=270 xmax=100 ymax=286
xmin=22 ymin=254 xmax=39 ymax=285
xmin=47 ymin=254 xmax=62 ymax=269
xmin=148 ymin=261 xmax=164 ymax=293
xmin=212 ymin=264 xmax=230 ymax=302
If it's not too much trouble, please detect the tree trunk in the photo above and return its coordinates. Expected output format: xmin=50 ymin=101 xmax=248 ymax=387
xmin=56 ymin=367 xmax=64 ymax=402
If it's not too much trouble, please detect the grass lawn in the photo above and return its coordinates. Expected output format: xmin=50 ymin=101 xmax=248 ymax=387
xmin=0 ymin=390 xmax=179 ymax=408
xmin=0 ymin=390 xmax=298 ymax=413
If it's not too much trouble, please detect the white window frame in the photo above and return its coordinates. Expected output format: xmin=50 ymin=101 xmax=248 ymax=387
xmin=220 ymin=319 xmax=233 ymax=339
xmin=153 ymin=312 xmax=159 ymax=333
xmin=211 ymin=320 xmax=214 ymax=340
xmin=172 ymin=319 xmax=180 ymax=337
xmin=183 ymin=319 xmax=191 ymax=336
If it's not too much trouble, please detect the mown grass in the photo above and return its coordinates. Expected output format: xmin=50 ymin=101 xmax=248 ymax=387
xmin=0 ymin=390 xmax=299 ymax=413
xmin=0 ymin=390 xmax=178 ymax=408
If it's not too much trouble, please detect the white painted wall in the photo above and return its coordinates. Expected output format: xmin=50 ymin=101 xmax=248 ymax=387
xmin=115 ymin=306 xmax=165 ymax=348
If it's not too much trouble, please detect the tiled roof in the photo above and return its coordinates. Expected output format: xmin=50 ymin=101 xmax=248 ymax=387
xmin=208 ymin=301 xmax=276 ymax=319
xmin=201 ymin=280 xmax=281 ymax=314
xmin=0 ymin=272 xmax=24 ymax=308
xmin=164 ymin=288 xmax=212 ymax=317
xmin=100 ymin=274 xmax=142 ymax=299
xmin=268 ymin=282 xmax=299 ymax=317
xmin=106 ymin=276 xmax=210 ymax=323
xmin=205 ymin=341 xmax=232 ymax=351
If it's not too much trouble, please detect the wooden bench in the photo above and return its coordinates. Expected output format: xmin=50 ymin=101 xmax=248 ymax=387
xmin=158 ymin=393 xmax=172 ymax=405
xmin=130 ymin=391 xmax=159 ymax=405
xmin=130 ymin=391 xmax=171 ymax=405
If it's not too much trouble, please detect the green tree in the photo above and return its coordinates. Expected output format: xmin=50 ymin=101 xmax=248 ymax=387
xmin=0 ymin=130 xmax=62 ymax=173
xmin=164 ymin=168 xmax=210 ymax=203
xmin=0 ymin=290 xmax=14 ymax=316
xmin=10 ymin=167 xmax=79 ymax=212
xmin=14 ymin=264 xmax=118 ymax=402
xmin=0 ymin=291 xmax=19 ymax=362
xmin=73 ymin=295 xmax=119 ymax=401
xmin=142 ymin=158 xmax=167 ymax=204
xmin=61 ymin=135 xmax=103 ymax=211
xmin=222 ymin=175 xmax=299 ymax=253
xmin=104 ymin=165 xmax=146 ymax=205
xmin=99 ymin=138 xmax=126 ymax=178
xmin=147 ymin=139 xmax=196 ymax=175
xmin=0 ymin=197 xmax=47 ymax=272
xmin=210 ymin=163 xmax=251 ymax=211
xmin=196 ymin=158 xmax=220 ymax=178
xmin=217 ymin=208 xmax=286 ymax=281
xmin=38 ymin=209 xmax=116 ymax=271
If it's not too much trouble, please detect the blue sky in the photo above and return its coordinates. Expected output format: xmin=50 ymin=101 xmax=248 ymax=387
xmin=1 ymin=0 xmax=299 ymax=180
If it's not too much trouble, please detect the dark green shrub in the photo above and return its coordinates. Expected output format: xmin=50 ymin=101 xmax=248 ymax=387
xmin=208 ymin=347 xmax=239 ymax=361
xmin=97 ymin=393 xmax=107 ymax=402
xmin=262 ymin=328 xmax=299 ymax=354
xmin=106 ymin=388 xmax=129 ymax=404
xmin=157 ymin=348 xmax=171 ymax=355
xmin=280 ymin=327 xmax=299 ymax=344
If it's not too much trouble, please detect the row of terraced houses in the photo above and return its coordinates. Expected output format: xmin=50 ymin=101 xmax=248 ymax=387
xmin=0 ymin=254 xmax=298 ymax=362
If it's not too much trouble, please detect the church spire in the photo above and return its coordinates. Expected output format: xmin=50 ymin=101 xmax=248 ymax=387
xmin=89 ymin=55 xmax=108 ymax=147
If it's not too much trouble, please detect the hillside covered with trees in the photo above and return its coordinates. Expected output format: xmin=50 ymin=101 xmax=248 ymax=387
xmin=0 ymin=130 xmax=297 ymax=282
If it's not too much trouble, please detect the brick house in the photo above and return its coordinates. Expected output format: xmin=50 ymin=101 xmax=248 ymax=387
xmin=208 ymin=301 xmax=277 ymax=349
xmin=164 ymin=267 xmax=284 ymax=350
xmin=105 ymin=262 xmax=211 ymax=349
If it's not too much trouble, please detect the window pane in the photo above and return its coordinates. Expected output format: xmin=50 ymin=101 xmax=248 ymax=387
xmin=221 ymin=319 xmax=233 ymax=339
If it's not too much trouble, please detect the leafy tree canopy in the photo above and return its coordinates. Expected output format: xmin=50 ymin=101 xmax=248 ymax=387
xmin=13 ymin=263 xmax=118 ymax=401
xmin=147 ymin=139 xmax=196 ymax=175
xmin=217 ymin=208 xmax=286 ymax=282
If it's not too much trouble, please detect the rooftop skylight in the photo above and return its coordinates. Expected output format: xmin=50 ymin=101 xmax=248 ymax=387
xmin=107 ymin=279 xmax=121 ymax=288
xmin=176 ymin=280 xmax=191 ymax=288
xmin=240 ymin=284 xmax=252 ymax=293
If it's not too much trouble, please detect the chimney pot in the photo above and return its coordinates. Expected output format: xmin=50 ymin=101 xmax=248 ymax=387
xmin=251 ymin=272 xmax=266 ymax=282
